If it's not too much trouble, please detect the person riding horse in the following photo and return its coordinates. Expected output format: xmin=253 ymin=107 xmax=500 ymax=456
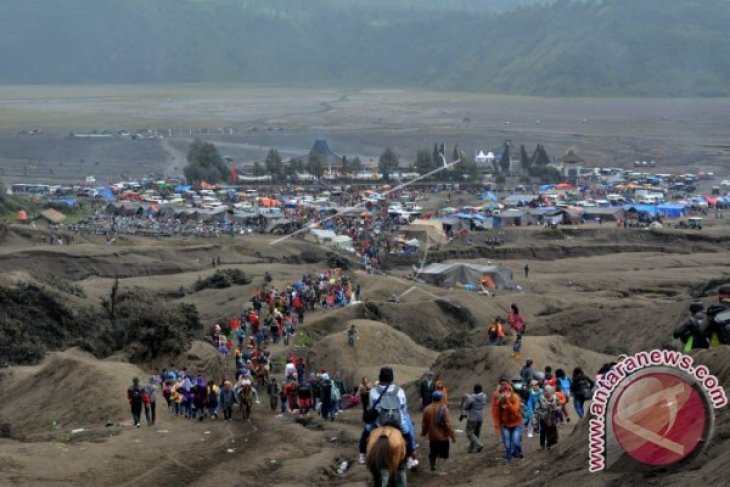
xmin=237 ymin=377 xmax=255 ymax=421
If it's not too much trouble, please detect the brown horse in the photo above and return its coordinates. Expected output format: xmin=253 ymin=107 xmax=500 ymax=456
xmin=366 ymin=426 xmax=408 ymax=487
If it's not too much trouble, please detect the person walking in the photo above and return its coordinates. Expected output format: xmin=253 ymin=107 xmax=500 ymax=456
xmin=461 ymin=384 xmax=487 ymax=453
xmin=487 ymin=318 xmax=506 ymax=346
xmin=219 ymin=381 xmax=237 ymax=421
xmin=507 ymin=304 xmax=525 ymax=338
xmin=419 ymin=370 xmax=436 ymax=409
xmin=127 ymin=377 xmax=144 ymax=428
xmin=569 ymin=367 xmax=595 ymax=419
xmin=535 ymin=385 xmax=561 ymax=450
xmin=422 ymin=391 xmax=456 ymax=472
xmin=144 ymin=376 xmax=157 ymax=426
xmin=207 ymin=380 xmax=220 ymax=419
xmin=524 ymin=263 xmax=529 ymax=278
xmin=267 ymin=378 xmax=280 ymax=412
xmin=492 ymin=375 xmax=524 ymax=464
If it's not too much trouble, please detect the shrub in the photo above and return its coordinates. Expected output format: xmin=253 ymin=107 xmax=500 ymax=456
xmin=193 ymin=269 xmax=251 ymax=292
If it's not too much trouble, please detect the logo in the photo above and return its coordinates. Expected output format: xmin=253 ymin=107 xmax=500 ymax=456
xmin=588 ymin=350 xmax=727 ymax=473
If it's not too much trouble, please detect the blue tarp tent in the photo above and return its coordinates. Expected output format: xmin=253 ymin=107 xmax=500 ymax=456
xmin=99 ymin=187 xmax=115 ymax=201
xmin=455 ymin=213 xmax=486 ymax=221
xmin=539 ymin=184 xmax=554 ymax=193
xmin=623 ymin=204 xmax=658 ymax=216
xmin=656 ymin=203 xmax=686 ymax=218
xmin=175 ymin=185 xmax=192 ymax=192
xmin=480 ymin=191 xmax=498 ymax=201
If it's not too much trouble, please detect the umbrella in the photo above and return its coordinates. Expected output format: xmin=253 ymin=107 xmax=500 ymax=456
xmin=555 ymin=183 xmax=573 ymax=190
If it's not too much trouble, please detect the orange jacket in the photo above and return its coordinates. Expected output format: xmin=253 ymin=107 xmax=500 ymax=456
xmin=492 ymin=386 xmax=523 ymax=430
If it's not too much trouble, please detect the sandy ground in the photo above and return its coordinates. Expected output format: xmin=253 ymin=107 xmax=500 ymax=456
xmin=0 ymin=198 xmax=729 ymax=485
xmin=1 ymin=87 xmax=730 ymax=183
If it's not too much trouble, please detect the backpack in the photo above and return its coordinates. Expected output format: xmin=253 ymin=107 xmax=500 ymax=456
xmin=129 ymin=386 xmax=143 ymax=405
xmin=576 ymin=377 xmax=592 ymax=400
xmin=488 ymin=325 xmax=498 ymax=340
xmin=707 ymin=305 xmax=730 ymax=345
xmin=330 ymin=381 xmax=341 ymax=402
xmin=558 ymin=377 xmax=572 ymax=397
xmin=378 ymin=385 xmax=402 ymax=427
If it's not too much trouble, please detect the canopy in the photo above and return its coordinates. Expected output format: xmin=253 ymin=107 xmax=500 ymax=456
xmin=555 ymin=183 xmax=574 ymax=190
xmin=417 ymin=263 xmax=515 ymax=290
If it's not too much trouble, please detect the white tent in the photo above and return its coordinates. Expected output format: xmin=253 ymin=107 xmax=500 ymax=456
xmin=476 ymin=150 xmax=490 ymax=163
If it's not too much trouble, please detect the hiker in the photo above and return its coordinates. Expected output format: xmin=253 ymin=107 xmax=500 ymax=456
xmin=520 ymin=359 xmax=534 ymax=383
xmin=673 ymin=301 xmax=709 ymax=352
xmin=487 ymin=317 xmax=506 ymax=346
xmin=569 ymin=368 xmax=595 ymax=419
xmin=554 ymin=381 xmax=570 ymax=424
xmin=127 ymin=377 xmax=144 ymax=428
xmin=358 ymin=377 xmax=372 ymax=414
xmin=192 ymin=376 xmax=208 ymax=421
xmin=524 ymin=381 xmax=541 ymax=439
xmin=492 ymin=375 xmax=523 ymax=464
xmin=283 ymin=377 xmax=298 ymax=413
xmin=524 ymin=263 xmax=529 ymax=278
xmin=296 ymin=377 xmax=315 ymax=415
xmin=267 ymin=378 xmax=280 ymax=412
xmin=144 ymin=376 xmax=157 ymax=426
xmin=358 ymin=367 xmax=418 ymax=469
xmin=333 ymin=371 xmax=346 ymax=413
xmin=507 ymin=304 xmax=525 ymax=338
xmin=347 ymin=323 xmax=359 ymax=347
xmin=237 ymin=377 xmax=255 ymax=421
xmin=319 ymin=373 xmax=335 ymax=421
xmin=207 ymin=380 xmax=220 ymax=419
xmin=420 ymin=370 xmax=436 ymax=409
xmin=460 ymin=383 xmax=487 ymax=453
xmin=535 ymin=385 xmax=561 ymax=450
xmin=422 ymin=390 xmax=456 ymax=472
xmin=706 ymin=285 xmax=730 ymax=346
xmin=435 ymin=379 xmax=449 ymax=404
xmin=512 ymin=335 xmax=522 ymax=359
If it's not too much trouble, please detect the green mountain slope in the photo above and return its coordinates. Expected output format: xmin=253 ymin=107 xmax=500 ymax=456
xmin=0 ymin=0 xmax=728 ymax=96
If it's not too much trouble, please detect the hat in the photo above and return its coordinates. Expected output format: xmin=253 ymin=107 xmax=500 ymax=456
xmin=321 ymin=373 xmax=330 ymax=381
xmin=498 ymin=374 xmax=510 ymax=383
xmin=512 ymin=375 xmax=523 ymax=383
xmin=214 ymin=324 xmax=221 ymax=331
xmin=379 ymin=367 xmax=394 ymax=384
xmin=425 ymin=370 xmax=434 ymax=376
xmin=534 ymin=371 xmax=545 ymax=381
xmin=544 ymin=385 xmax=555 ymax=395
xmin=689 ymin=301 xmax=705 ymax=314
xmin=432 ymin=390 xmax=444 ymax=401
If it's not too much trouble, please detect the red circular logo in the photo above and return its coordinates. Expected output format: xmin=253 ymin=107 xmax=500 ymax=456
xmin=611 ymin=372 xmax=708 ymax=466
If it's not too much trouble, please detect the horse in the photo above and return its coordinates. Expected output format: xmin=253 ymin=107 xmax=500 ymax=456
xmin=238 ymin=383 xmax=254 ymax=421
xmin=366 ymin=426 xmax=408 ymax=487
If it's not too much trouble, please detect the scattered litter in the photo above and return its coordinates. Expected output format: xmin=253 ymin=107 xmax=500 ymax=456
xmin=134 ymin=439 xmax=141 ymax=443
xmin=270 ymin=459 xmax=278 ymax=465
xmin=105 ymin=422 xmax=114 ymax=427
xmin=329 ymin=436 xmax=339 ymax=442
xmin=337 ymin=460 xmax=350 ymax=475
xmin=204 ymin=431 xmax=210 ymax=435
xmin=157 ymin=430 xmax=170 ymax=434
xmin=454 ymin=429 xmax=464 ymax=433
xmin=226 ymin=448 xmax=235 ymax=453
xmin=71 ymin=428 xmax=86 ymax=434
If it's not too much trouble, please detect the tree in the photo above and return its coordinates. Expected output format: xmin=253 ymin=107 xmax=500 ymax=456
xmin=264 ymin=148 xmax=284 ymax=182
xmin=351 ymin=156 xmax=363 ymax=173
xmin=520 ymin=144 xmax=531 ymax=171
xmin=378 ymin=147 xmax=399 ymax=180
xmin=284 ymin=159 xmax=303 ymax=182
xmin=183 ymin=139 xmax=229 ymax=184
xmin=452 ymin=144 xmax=460 ymax=162
xmin=499 ymin=139 xmax=512 ymax=174
xmin=432 ymin=143 xmax=440 ymax=163
xmin=341 ymin=155 xmax=348 ymax=177
xmin=252 ymin=161 xmax=264 ymax=177
xmin=415 ymin=148 xmax=435 ymax=175
xmin=531 ymin=144 xmax=551 ymax=166
xmin=307 ymin=153 xmax=324 ymax=179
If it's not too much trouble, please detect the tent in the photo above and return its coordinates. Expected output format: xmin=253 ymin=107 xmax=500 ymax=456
xmin=417 ymin=263 xmax=515 ymax=290
xmin=399 ymin=219 xmax=448 ymax=246
xmin=656 ymin=203 xmax=686 ymax=218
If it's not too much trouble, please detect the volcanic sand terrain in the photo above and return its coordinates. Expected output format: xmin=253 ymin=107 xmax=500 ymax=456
xmin=0 ymin=210 xmax=729 ymax=486
xmin=2 ymin=86 xmax=730 ymax=184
